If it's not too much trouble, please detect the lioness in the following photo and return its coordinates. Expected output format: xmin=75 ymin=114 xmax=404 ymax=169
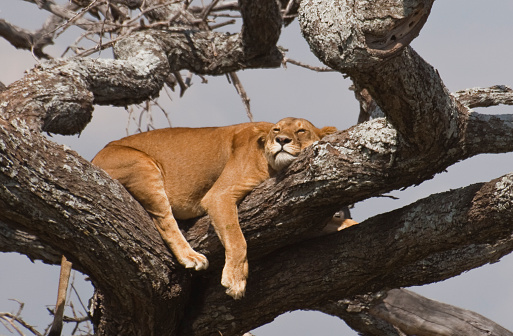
xmin=90 ymin=117 xmax=336 ymax=299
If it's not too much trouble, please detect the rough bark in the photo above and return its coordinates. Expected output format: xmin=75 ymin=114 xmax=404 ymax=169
xmin=0 ymin=120 xmax=190 ymax=335
xmin=1 ymin=0 xmax=513 ymax=335
xmin=370 ymin=289 xmax=513 ymax=336
xmin=179 ymin=173 xmax=513 ymax=335
xmin=320 ymin=289 xmax=513 ymax=336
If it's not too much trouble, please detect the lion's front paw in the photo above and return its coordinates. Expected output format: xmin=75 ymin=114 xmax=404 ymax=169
xmin=221 ymin=260 xmax=248 ymax=300
xmin=178 ymin=250 xmax=209 ymax=271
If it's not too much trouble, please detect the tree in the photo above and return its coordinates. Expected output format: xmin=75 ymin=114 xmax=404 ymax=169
xmin=1 ymin=0 xmax=513 ymax=335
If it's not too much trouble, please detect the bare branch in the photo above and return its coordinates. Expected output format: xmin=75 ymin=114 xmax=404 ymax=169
xmin=0 ymin=301 xmax=44 ymax=336
xmin=370 ymin=289 xmax=513 ymax=336
xmin=0 ymin=19 xmax=52 ymax=58
xmin=181 ymin=173 xmax=513 ymax=335
xmin=454 ymin=85 xmax=513 ymax=108
xmin=227 ymin=72 xmax=253 ymax=122
xmin=24 ymin=0 xmax=106 ymax=31
xmin=319 ymin=289 xmax=513 ymax=336
xmin=283 ymin=57 xmax=335 ymax=72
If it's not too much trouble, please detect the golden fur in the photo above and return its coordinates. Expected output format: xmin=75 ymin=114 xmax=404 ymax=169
xmin=90 ymin=117 xmax=336 ymax=299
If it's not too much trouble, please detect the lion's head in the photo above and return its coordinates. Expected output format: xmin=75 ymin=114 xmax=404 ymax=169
xmin=264 ymin=117 xmax=337 ymax=172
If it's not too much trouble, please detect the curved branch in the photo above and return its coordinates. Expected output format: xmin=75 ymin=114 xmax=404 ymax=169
xmin=181 ymin=173 xmax=513 ymax=335
xmin=0 ymin=27 xmax=282 ymax=135
xmin=0 ymin=121 xmax=189 ymax=335
xmin=298 ymin=0 xmax=434 ymax=70
xmin=320 ymin=289 xmax=513 ymax=336
xmin=298 ymin=0 xmax=466 ymax=154
xmin=370 ymin=289 xmax=513 ymax=336
xmin=0 ymin=19 xmax=52 ymax=59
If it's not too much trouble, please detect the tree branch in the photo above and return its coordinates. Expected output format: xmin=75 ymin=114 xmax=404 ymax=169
xmin=298 ymin=0 xmax=433 ymax=69
xmin=0 ymin=27 xmax=283 ymax=135
xmin=238 ymin=0 xmax=282 ymax=58
xmin=319 ymin=289 xmax=513 ymax=336
xmin=0 ymin=121 xmax=190 ymax=334
xmin=371 ymin=289 xmax=513 ymax=336
xmin=0 ymin=220 xmax=61 ymax=265
xmin=454 ymin=85 xmax=513 ymax=108
xmin=180 ymin=173 xmax=513 ymax=335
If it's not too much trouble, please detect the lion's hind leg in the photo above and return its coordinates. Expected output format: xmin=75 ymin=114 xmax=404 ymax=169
xmin=92 ymin=145 xmax=208 ymax=271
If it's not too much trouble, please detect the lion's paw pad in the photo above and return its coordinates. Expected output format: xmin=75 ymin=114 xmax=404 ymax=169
xmin=181 ymin=252 xmax=209 ymax=271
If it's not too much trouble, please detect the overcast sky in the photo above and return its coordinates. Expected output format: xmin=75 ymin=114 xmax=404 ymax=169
xmin=1 ymin=1 xmax=513 ymax=335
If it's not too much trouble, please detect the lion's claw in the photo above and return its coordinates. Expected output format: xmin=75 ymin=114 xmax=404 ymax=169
xmin=221 ymin=260 xmax=248 ymax=299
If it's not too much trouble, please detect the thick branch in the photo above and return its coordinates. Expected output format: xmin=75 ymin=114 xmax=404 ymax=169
xmin=370 ymin=289 xmax=513 ymax=336
xmin=0 ymin=121 xmax=189 ymax=335
xmin=464 ymin=112 xmax=513 ymax=157
xmin=239 ymin=0 xmax=282 ymax=57
xmin=454 ymin=85 xmax=513 ymax=108
xmin=0 ymin=28 xmax=282 ymax=135
xmin=298 ymin=0 xmax=434 ymax=69
xmin=298 ymin=0 xmax=466 ymax=153
xmin=319 ymin=289 xmax=513 ymax=336
xmin=181 ymin=174 xmax=513 ymax=335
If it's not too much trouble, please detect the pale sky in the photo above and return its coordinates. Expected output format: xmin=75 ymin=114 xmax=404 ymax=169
xmin=1 ymin=1 xmax=513 ymax=335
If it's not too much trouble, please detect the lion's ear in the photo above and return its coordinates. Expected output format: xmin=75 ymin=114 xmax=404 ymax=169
xmin=253 ymin=123 xmax=273 ymax=146
xmin=253 ymin=123 xmax=273 ymax=137
xmin=318 ymin=126 xmax=337 ymax=138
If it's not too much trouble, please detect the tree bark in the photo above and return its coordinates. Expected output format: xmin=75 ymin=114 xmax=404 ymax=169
xmin=371 ymin=289 xmax=513 ymax=336
xmin=0 ymin=121 xmax=192 ymax=335
xmin=320 ymin=289 xmax=513 ymax=336
xmin=178 ymin=173 xmax=513 ymax=335
xmin=1 ymin=0 xmax=513 ymax=335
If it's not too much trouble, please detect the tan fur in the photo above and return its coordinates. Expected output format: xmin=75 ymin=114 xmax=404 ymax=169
xmin=322 ymin=209 xmax=359 ymax=233
xmin=91 ymin=117 xmax=336 ymax=299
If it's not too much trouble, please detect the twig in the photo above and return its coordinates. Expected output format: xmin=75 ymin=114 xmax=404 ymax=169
xmin=282 ymin=0 xmax=295 ymax=18
xmin=201 ymin=0 xmax=221 ymax=21
xmin=173 ymin=71 xmax=190 ymax=97
xmin=283 ymin=57 xmax=335 ymax=72
xmin=0 ymin=311 xmax=44 ymax=336
xmin=209 ymin=18 xmax=237 ymax=30
xmin=227 ymin=72 xmax=253 ymax=122
xmin=152 ymin=98 xmax=174 ymax=127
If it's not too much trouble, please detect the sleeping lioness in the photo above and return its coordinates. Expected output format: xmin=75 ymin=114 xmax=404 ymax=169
xmin=90 ymin=117 xmax=336 ymax=299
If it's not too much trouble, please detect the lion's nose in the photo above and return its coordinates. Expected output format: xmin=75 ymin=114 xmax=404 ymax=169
xmin=276 ymin=136 xmax=292 ymax=146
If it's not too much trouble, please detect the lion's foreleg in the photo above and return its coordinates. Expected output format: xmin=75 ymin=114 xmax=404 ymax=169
xmin=201 ymin=192 xmax=248 ymax=300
